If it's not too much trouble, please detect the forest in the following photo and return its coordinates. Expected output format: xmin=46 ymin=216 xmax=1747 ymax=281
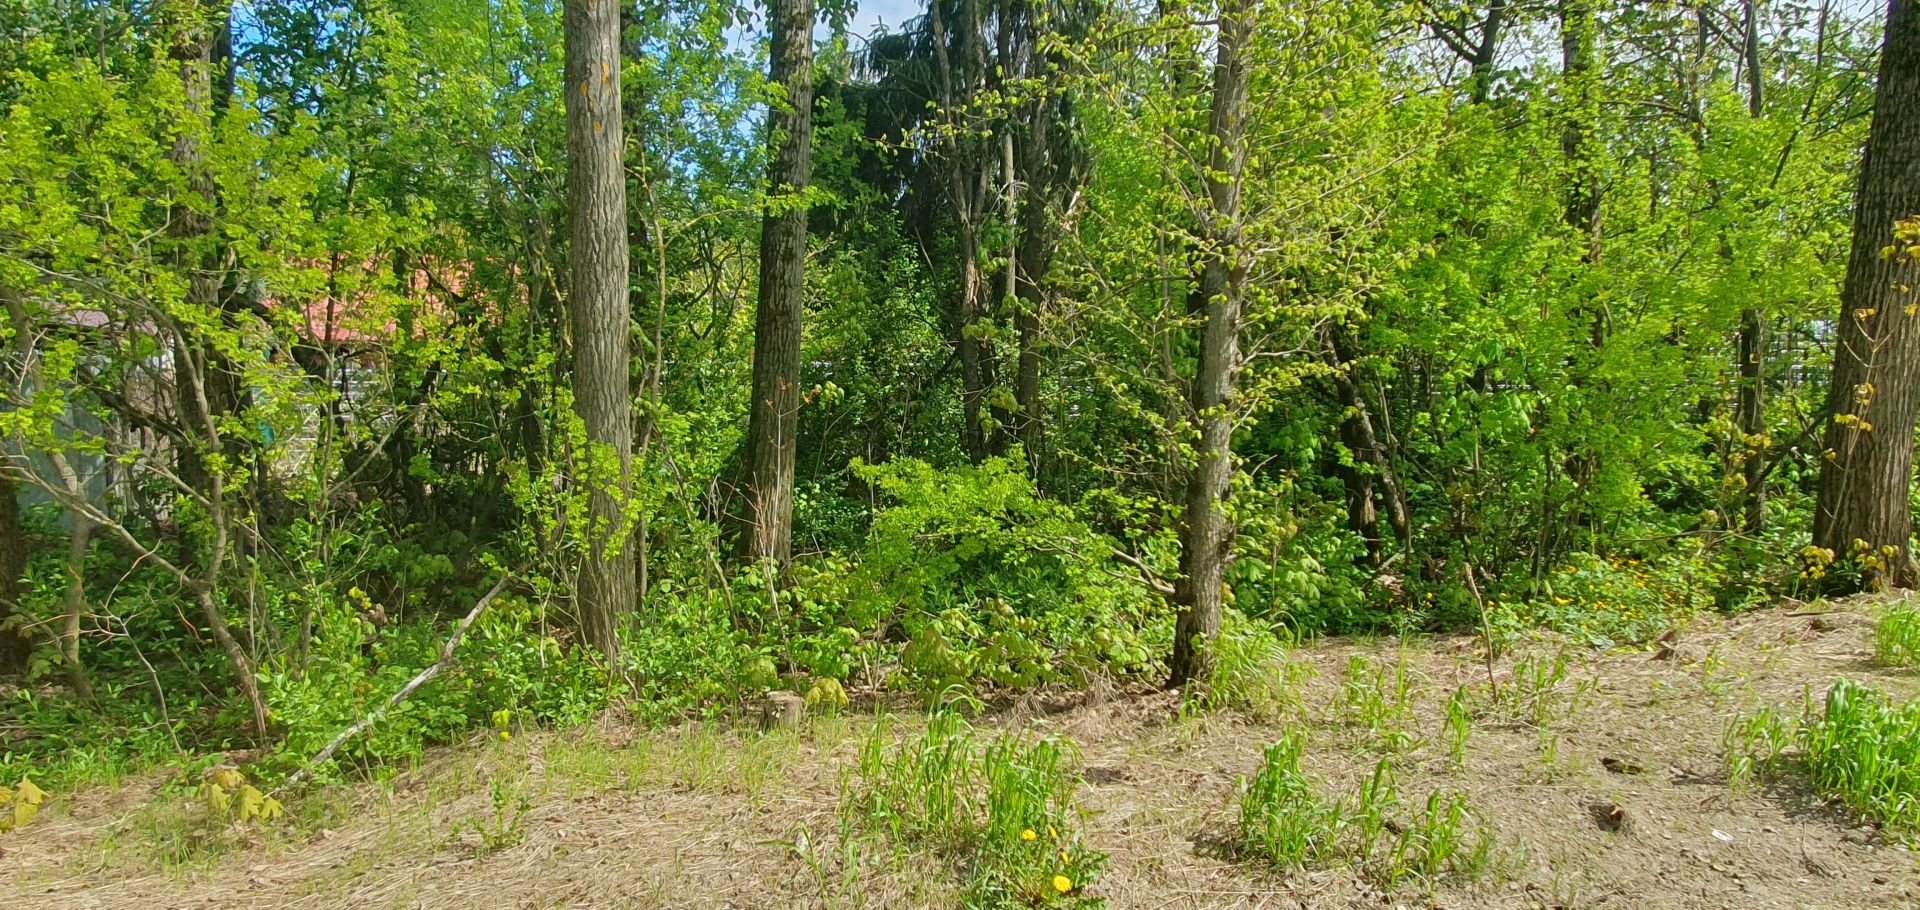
xmin=3 ymin=0 xmax=1920 ymax=906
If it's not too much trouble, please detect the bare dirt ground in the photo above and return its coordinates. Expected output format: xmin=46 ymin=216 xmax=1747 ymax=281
xmin=6 ymin=595 xmax=1920 ymax=910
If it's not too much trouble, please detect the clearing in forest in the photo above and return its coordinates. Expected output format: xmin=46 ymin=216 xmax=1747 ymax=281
xmin=6 ymin=596 xmax=1920 ymax=910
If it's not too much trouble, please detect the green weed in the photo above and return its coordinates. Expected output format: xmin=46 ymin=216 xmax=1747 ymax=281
xmin=1442 ymin=686 xmax=1472 ymax=770
xmin=1725 ymin=680 xmax=1920 ymax=833
xmin=1236 ymin=731 xmax=1342 ymax=867
xmin=1190 ymin=614 xmax=1312 ymax=721
xmin=1237 ymin=738 xmax=1488 ymax=888
xmin=1875 ymin=605 xmax=1920 ymax=667
xmin=1335 ymin=653 xmax=1421 ymax=751
xmin=449 ymin=775 xmax=531 ymax=857
xmin=845 ymin=711 xmax=1105 ymax=907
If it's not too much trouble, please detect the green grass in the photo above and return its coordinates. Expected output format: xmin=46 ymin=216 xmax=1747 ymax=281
xmin=1237 ymin=731 xmax=1342 ymax=867
xmin=1236 ymin=731 xmax=1489 ymax=888
xmin=1725 ymin=680 xmax=1920 ymax=832
xmin=1875 ymin=605 xmax=1920 ymax=667
xmin=845 ymin=710 xmax=1105 ymax=907
xmin=1335 ymin=652 xmax=1421 ymax=752
xmin=1441 ymin=686 xmax=1472 ymax=770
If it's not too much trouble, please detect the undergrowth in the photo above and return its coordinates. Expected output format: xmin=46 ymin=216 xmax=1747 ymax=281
xmin=1875 ymin=604 xmax=1920 ymax=668
xmin=844 ymin=709 xmax=1106 ymax=908
xmin=1724 ymin=679 xmax=1920 ymax=833
xmin=1237 ymin=730 xmax=1497 ymax=888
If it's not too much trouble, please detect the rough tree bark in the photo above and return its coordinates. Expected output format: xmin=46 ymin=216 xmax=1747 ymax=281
xmin=1167 ymin=0 xmax=1250 ymax=688
xmin=1813 ymin=0 xmax=1920 ymax=589
xmin=741 ymin=0 xmax=816 ymax=573
xmin=565 ymin=0 xmax=637 ymax=652
xmin=931 ymin=0 xmax=999 ymax=463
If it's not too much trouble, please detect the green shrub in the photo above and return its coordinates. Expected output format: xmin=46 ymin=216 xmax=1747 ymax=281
xmin=841 ymin=456 xmax=1163 ymax=691
xmin=1490 ymin=549 xmax=1716 ymax=648
xmin=1227 ymin=481 xmax=1373 ymax=633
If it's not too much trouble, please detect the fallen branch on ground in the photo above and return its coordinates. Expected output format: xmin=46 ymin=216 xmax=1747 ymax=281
xmin=280 ymin=574 xmax=513 ymax=788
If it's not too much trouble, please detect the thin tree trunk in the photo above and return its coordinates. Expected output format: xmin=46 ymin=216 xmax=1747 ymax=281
xmin=741 ymin=0 xmax=815 ymax=574
xmin=1167 ymin=0 xmax=1250 ymax=689
xmin=1330 ymin=330 xmax=1411 ymax=560
xmin=1013 ymin=110 xmax=1050 ymax=470
xmin=0 ymin=474 xmax=27 ymax=675
xmin=1813 ymin=0 xmax=1920 ymax=589
xmin=1738 ymin=305 xmax=1766 ymax=533
xmin=1469 ymin=0 xmax=1509 ymax=104
xmin=1737 ymin=0 xmax=1767 ymax=535
xmin=932 ymin=0 xmax=996 ymax=464
xmin=61 ymin=513 xmax=96 ymax=702
xmin=565 ymin=0 xmax=637 ymax=652
xmin=1560 ymin=0 xmax=1602 ymax=272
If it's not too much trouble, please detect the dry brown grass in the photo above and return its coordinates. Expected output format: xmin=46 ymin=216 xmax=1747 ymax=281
xmin=7 ymin=595 xmax=1920 ymax=909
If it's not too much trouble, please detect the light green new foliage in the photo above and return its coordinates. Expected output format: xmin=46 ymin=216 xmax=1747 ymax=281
xmin=1875 ymin=605 xmax=1920 ymax=667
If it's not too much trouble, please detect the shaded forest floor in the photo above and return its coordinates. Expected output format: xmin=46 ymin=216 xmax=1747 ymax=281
xmin=8 ymin=596 xmax=1920 ymax=909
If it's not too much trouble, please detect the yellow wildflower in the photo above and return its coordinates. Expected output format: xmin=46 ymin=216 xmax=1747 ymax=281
xmin=1022 ymin=829 xmax=1038 ymax=841
xmin=1052 ymin=875 xmax=1073 ymax=894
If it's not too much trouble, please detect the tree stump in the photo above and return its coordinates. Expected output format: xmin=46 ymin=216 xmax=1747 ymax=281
xmin=761 ymin=690 xmax=806 ymax=731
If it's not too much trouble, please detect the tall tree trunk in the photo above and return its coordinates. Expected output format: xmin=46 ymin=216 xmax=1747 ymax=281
xmin=1559 ymin=0 xmax=1602 ymax=271
xmin=1013 ymin=108 xmax=1051 ymax=470
xmin=1737 ymin=0 xmax=1767 ymax=535
xmin=1167 ymin=0 xmax=1250 ymax=689
xmin=565 ymin=0 xmax=637 ymax=652
xmin=0 ymin=474 xmax=28 ymax=676
xmin=932 ymin=0 xmax=997 ymax=464
xmin=1813 ymin=0 xmax=1920 ymax=589
xmin=166 ymin=0 xmax=239 ymax=499
xmin=741 ymin=0 xmax=815 ymax=574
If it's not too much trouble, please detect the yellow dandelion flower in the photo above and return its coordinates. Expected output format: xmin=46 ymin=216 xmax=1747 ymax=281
xmin=1052 ymin=874 xmax=1073 ymax=894
xmin=1022 ymin=829 xmax=1038 ymax=841
xmin=1060 ymin=849 xmax=1071 ymax=863
xmin=1048 ymin=826 xmax=1058 ymax=839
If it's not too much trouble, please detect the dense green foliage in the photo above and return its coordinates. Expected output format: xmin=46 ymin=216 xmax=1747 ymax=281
xmin=0 ymin=0 xmax=1908 ymax=794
